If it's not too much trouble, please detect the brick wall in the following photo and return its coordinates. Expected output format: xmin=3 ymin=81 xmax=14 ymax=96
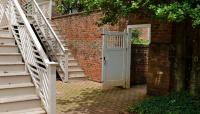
xmin=52 ymin=11 xmax=173 ymax=94
xmin=52 ymin=12 xmax=103 ymax=82
xmin=127 ymin=12 xmax=173 ymax=95
xmin=52 ymin=12 xmax=127 ymax=82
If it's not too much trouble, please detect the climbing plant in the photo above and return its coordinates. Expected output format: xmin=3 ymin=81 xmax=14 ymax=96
xmin=56 ymin=0 xmax=200 ymax=26
xmin=56 ymin=0 xmax=200 ymax=96
xmin=55 ymin=0 xmax=84 ymax=14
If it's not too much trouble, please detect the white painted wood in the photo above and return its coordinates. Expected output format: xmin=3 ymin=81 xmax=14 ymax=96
xmin=35 ymin=0 xmax=52 ymax=19
xmin=0 ymin=98 xmax=41 ymax=113
xmin=47 ymin=63 xmax=57 ymax=114
xmin=0 ymin=31 xmax=12 ymax=37
xmin=125 ymin=29 xmax=131 ymax=88
xmin=0 ymin=74 xmax=31 ymax=85
xmin=0 ymin=84 xmax=36 ymax=98
xmin=0 ymin=53 xmax=22 ymax=63
xmin=102 ymin=29 xmax=130 ymax=89
xmin=0 ymin=37 xmax=15 ymax=45
xmin=0 ymin=83 xmax=34 ymax=90
xmin=0 ymin=0 xmax=57 ymax=113
xmin=0 ymin=63 xmax=25 ymax=73
xmin=0 ymin=45 xmax=19 ymax=53
xmin=0 ymin=108 xmax=46 ymax=114
xmin=26 ymin=0 xmax=68 ymax=82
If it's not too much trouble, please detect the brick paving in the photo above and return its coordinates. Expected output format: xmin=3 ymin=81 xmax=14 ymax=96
xmin=56 ymin=78 xmax=147 ymax=114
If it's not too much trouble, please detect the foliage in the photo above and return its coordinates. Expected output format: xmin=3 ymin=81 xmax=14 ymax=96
xmin=132 ymin=29 xmax=141 ymax=39
xmin=131 ymin=29 xmax=150 ymax=45
xmin=55 ymin=0 xmax=200 ymax=27
xmin=55 ymin=0 xmax=84 ymax=14
xmin=131 ymin=38 xmax=150 ymax=45
xmin=128 ymin=91 xmax=200 ymax=114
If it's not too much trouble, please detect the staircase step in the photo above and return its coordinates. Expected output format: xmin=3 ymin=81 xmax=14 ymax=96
xmin=48 ymin=21 xmax=86 ymax=79
xmin=0 ymin=37 xmax=15 ymax=45
xmin=68 ymin=62 xmax=79 ymax=66
xmin=54 ymin=30 xmax=60 ymax=35
xmin=0 ymin=26 xmax=9 ymax=30
xmin=0 ymin=83 xmax=34 ymax=90
xmin=0 ymin=72 xmax=31 ymax=85
xmin=69 ymin=65 xmax=83 ymax=70
xmin=0 ymin=31 xmax=12 ymax=38
xmin=68 ymin=68 xmax=84 ymax=72
xmin=0 ymin=26 xmax=45 ymax=113
xmin=0 ymin=95 xmax=41 ymax=113
xmin=0 ymin=63 xmax=25 ymax=74
xmin=68 ymin=60 xmax=77 ymax=64
xmin=0 ymin=108 xmax=46 ymax=114
xmin=57 ymin=35 xmax=65 ymax=39
xmin=0 ymin=45 xmax=19 ymax=53
xmin=0 ymin=95 xmax=39 ymax=104
xmin=69 ymin=71 xmax=86 ymax=78
xmin=0 ymin=85 xmax=36 ymax=99
xmin=0 ymin=53 xmax=22 ymax=63
xmin=60 ymin=39 xmax=67 ymax=44
xmin=68 ymin=57 xmax=76 ymax=61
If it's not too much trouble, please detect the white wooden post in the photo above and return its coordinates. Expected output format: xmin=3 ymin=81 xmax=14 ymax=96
xmin=101 ymin=28 xmax=106 ymax=89
xmin=125 ymin=30 xmax=131 ymax=89
xmin=49 ymin=0 xmax=52 ymax=19
xmin=48 ymin=62 xmax=57 ymax=114
xmin=64 ymin=49 xmax=69 ymax=82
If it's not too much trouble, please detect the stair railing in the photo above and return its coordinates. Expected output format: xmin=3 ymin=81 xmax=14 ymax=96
xmin=0 ymin=0 xmax=57 ymax=114
xmin=0 ymin=0 xmax=8 ymax=28
xmin=0 ymin=1 xmax=4 ymax=22
xmin=24 ymin=0 xmax=68 ymax=82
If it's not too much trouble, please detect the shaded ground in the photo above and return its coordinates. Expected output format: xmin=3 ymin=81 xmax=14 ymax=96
xmin=56 ymin=78 xmax=147 ymax=114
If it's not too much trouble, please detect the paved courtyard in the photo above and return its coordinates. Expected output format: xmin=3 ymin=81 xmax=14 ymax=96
xmin=56 ymin=78 xmax=147 ymax=114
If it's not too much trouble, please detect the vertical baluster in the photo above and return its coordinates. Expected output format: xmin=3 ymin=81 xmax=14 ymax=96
xmin=63 ymin=49 xmax=68 ymax=82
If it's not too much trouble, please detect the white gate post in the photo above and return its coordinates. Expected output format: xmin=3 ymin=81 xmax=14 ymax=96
xmin=49 ymin=0 xmax=52 ymax=19
xmin=101 ymin=28 xmax=106 ymax=88
xmin=63 ymin=49 xmax=69 ymax=82
xmin=48 ymin=62 xmax=57 ymax=114
xmin=125 ymin=30 xmax=131 ymax=89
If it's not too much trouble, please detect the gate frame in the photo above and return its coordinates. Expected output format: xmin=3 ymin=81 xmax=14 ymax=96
xmin=127 ymin=24 xmax=151 ymax=86
xmin=101 ymin=28 xmax=131 ymax=89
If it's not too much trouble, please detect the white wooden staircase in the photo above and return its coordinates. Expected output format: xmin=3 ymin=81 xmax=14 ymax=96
xmin=24 ymin=0 xmax=86 ymax=81
xmin=0 ymin=28 xmax=46 ymax=114
xmin=0 ymin=0 xmax=57 ymax=114
xmin=49 ymin=22 xmax=86 ymax=79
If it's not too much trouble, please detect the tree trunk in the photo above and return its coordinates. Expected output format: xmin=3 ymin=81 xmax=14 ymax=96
xmin=190 ymin=27 xmax=200 ymax=96
xmin=174 ymin=22 xmax=187 ymax=91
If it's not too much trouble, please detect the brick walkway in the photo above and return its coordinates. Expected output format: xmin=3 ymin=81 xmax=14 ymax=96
xmin=56 ymin=79 xmax=147 ymax=114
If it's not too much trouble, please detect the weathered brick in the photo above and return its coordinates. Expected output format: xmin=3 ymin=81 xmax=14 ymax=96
xmin=52 ymin=11 xmax=173 ymax=95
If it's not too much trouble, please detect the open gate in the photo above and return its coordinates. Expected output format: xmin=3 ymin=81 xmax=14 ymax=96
xmin=102 ymin=29 xmax=130 ymax=89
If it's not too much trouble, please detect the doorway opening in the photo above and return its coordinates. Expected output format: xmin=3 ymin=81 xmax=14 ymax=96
xmin=127 ymin=24 xmax=151 ymax=88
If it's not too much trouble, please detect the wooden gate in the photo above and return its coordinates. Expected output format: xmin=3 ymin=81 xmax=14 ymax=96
xmin=102 ymin=29 xmax=130 ymax=89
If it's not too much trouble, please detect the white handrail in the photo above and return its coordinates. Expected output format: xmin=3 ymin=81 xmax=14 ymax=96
xmin=0 ymin=0 xmax=57 ymax=114
xmin=0 ymin=0 xmax=8 ymax=28
xmin=31 ymin=0 xmax=65 ymax=51
xmin=13 ymin=0 xmax=49 ymax=63
xmin=25 ymin=0 xmax=68 ymax=82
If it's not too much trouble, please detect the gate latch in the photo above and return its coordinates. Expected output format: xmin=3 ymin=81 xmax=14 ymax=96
xmin=104 ymin=57 xmax=107 ymax=64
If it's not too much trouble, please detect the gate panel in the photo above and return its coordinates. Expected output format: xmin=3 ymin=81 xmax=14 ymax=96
xmin=102 ymin=29 xmax=129 ymax=89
